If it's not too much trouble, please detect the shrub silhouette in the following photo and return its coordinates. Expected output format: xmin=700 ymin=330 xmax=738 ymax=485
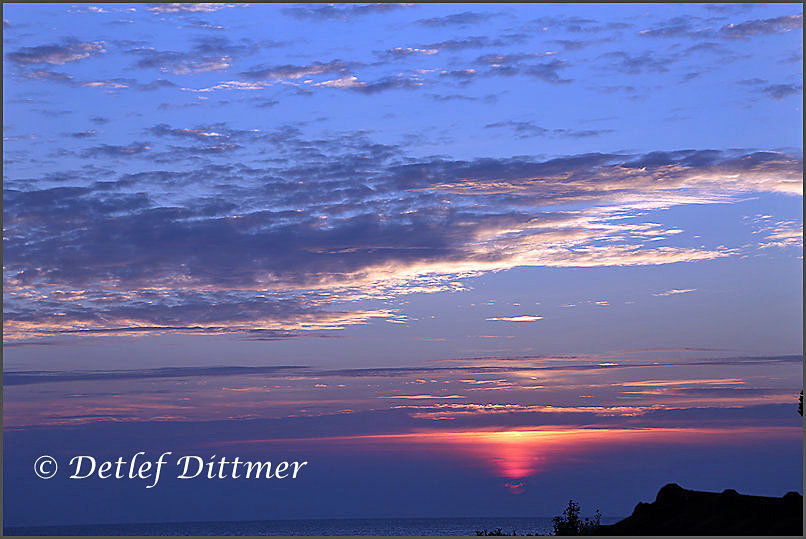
xmin=473 ymin=498 xmax=602 ymax=536
xmin=552 ymin=499 xmax=601 ymax=536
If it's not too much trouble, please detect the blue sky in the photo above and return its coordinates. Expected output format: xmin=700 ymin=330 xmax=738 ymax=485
xmin=3 ymin=2 xmax=803 ymax=528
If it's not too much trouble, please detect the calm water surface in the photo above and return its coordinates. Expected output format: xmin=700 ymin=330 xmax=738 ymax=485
xmin=4 ymin=516 xmax=622 ymax=536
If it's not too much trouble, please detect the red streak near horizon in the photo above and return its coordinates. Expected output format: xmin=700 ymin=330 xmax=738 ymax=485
xmin=209 ymin=426 xmax=800 ymax=491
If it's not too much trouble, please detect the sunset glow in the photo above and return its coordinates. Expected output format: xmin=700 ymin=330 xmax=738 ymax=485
xmin=3 ymin=2 xmax=802 ymax=531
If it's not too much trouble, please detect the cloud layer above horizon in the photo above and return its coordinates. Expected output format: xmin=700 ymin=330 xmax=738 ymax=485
xmin=3 ymin=3 xmax=802 ymax=343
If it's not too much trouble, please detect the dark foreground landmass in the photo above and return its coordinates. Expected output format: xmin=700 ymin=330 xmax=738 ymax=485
xmin=597 ymin=483 xmax=803 ymax=536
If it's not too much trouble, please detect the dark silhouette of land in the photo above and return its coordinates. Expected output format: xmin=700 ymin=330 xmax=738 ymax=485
xmin=478 ymin=397 xmax=805 ymax=536
xmin=596 ymin=483 xmax=803 ymax=536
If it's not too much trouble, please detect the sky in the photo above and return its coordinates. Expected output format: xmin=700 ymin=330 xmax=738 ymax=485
xmin=2 ymin=2 xmax=803 ymax=529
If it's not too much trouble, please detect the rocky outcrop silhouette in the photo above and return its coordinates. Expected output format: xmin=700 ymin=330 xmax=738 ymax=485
xmin=597 ymin=483 xmax=803 ymax=536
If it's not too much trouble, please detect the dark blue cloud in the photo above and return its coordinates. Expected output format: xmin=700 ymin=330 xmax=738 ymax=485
xmin=416 ymin=12 xmax=497 ymax=27
xmin=6 ymin=39 xmax=105 ymax=65
xmin=282 ymin=3 xmax=408 ymax=21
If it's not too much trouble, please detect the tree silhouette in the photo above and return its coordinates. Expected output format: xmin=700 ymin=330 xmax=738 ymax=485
xmin=552 ymin=499 xmax=601 ymax=535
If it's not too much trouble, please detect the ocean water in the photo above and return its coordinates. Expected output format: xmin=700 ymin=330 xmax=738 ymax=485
xmin=3 ymin=516 xmax=622 ymax=536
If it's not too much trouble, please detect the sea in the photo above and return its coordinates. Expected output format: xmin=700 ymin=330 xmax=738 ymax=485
xmin=3 ymin=516 xmax=622 ymax=536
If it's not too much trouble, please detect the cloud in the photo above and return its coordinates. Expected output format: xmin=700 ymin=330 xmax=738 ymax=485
xmin=438 ymin=69 xmax=478 ymax=81
xmin=549 ymin=38 xmax=612 ymax=51
xmin=241 ymin=60 xmax=353 ymax=81
xmin=5 ymin=351 xmax=800 ymax=432
xmin=598 ymin=50 xmax=672 ymax=74
xmin=186 ymin=80 xmax=271 ymax=92
xmin=719 ymin=13 xmax=803 ymax=39
xmin=778 ymin=50 xmax=802 ymax=64
xmin=342 ymin=75 xmax=424 ymax=94
xmin=381 ymin=47 xmax=439 ymax=59
xmin=250 ymin=97 xmax=279 ymax=108
xmin=19 ymin=70 xmax=75 ymax=83
xmin=532 ymin=16 xmax=633 ymax=35
xmin=739 ymin=78 xmax=803 ymax=100
xmin=196 ymin=45 xmax=566 ymax=95
xmin=82 ymin=80 xmax=128 ymax=89
xmin=81 ymin=78 xmax=176 ymax=91
xmin=80 ymin=141 xmax=151 ymax=157
xmin=3 ymin=130 xmax=802 ymax=341
xmin=485 ymin=120 xmax=613 ymax=139
xmin=11 ymin=65 xmax=177 ymax=93
xmin=132 ymin=51 xmax=233 ymax=74
xmin=4 ymin=365 xmax=308 ymax=386
xmin=522 ymin=59 xmax=573 ymax=83
xmin=147 ymin=122 xmax=261 ymax=143
xmin=6 ymin=40 xmax=105 ymax=66
xmin=425 ymin=36 xmax=506 ymax=52
xmin=4 ymin=350 xmax=801 ymax=440
xmin=67 ymin=5 xmax=136 ymax=14
xmin=416 ymin=12 xmax=495 ymax=27
xmin=638 ymin=13 xmax=802 ymax=40
xmin=68 ymin=130 xmax=97 ymax=139
xmin=704 ymin=4 xmax=756 ymax=15
xmin=283 ymin=3 xmax=408 ymax=21
xmin=749 ymin=217 xmax=803 ymax=250
xmin=759 ymin=83 xmax=803 ymax=100
xmin=125 ymin=37 xmax=261 ymax=75
xmin=637 ymin=16 xmax=712 ymax=39
xmin=8 ymin=354 xmax=799 ymax=386
xmin=428 ymin=93 xmax=498 ymax=103
xmin=146 ymin=3 xmax=241 ymax=14
xmin=486 ymin=316 xmax=544 ymax=322
xmin=388 ymin=149 xmax=801 ymax=197
xmin=197 ymin=67 xmax=425 ymax=95
xmin=378 ymin=394 xmax=467 ymax=400
xmin=475 ymin=53 xmax=572 ymax=83
xmin=653 ymin=289 xmax=696 ymax=296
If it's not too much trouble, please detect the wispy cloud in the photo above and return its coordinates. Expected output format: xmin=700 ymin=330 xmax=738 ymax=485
xmin=486 ymin=316 xmax=544 ymax=322
xmin=416 ymin=11 xmax=496 ymax=27
xmin=638 ymin=13 xmax=802 ymax=40
xmin=81 ymin=141 xmax=151 ymax=157
xmin=739 ymin=78 xmax=803 ymax=100
xmin=654 ymin=289 xmax=696 ymax=297
xmin=6 ymin=40 xmax=105 ymax=65
xmin=146 ymin=3 xmax=242 ymax=15
xmin=485 ymin=120 xmax=613 ymax=138
xmin=720 ymin=13 xmax=802 ymax=39
xmin=283 ymin=3 xmax=408 ymax=21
